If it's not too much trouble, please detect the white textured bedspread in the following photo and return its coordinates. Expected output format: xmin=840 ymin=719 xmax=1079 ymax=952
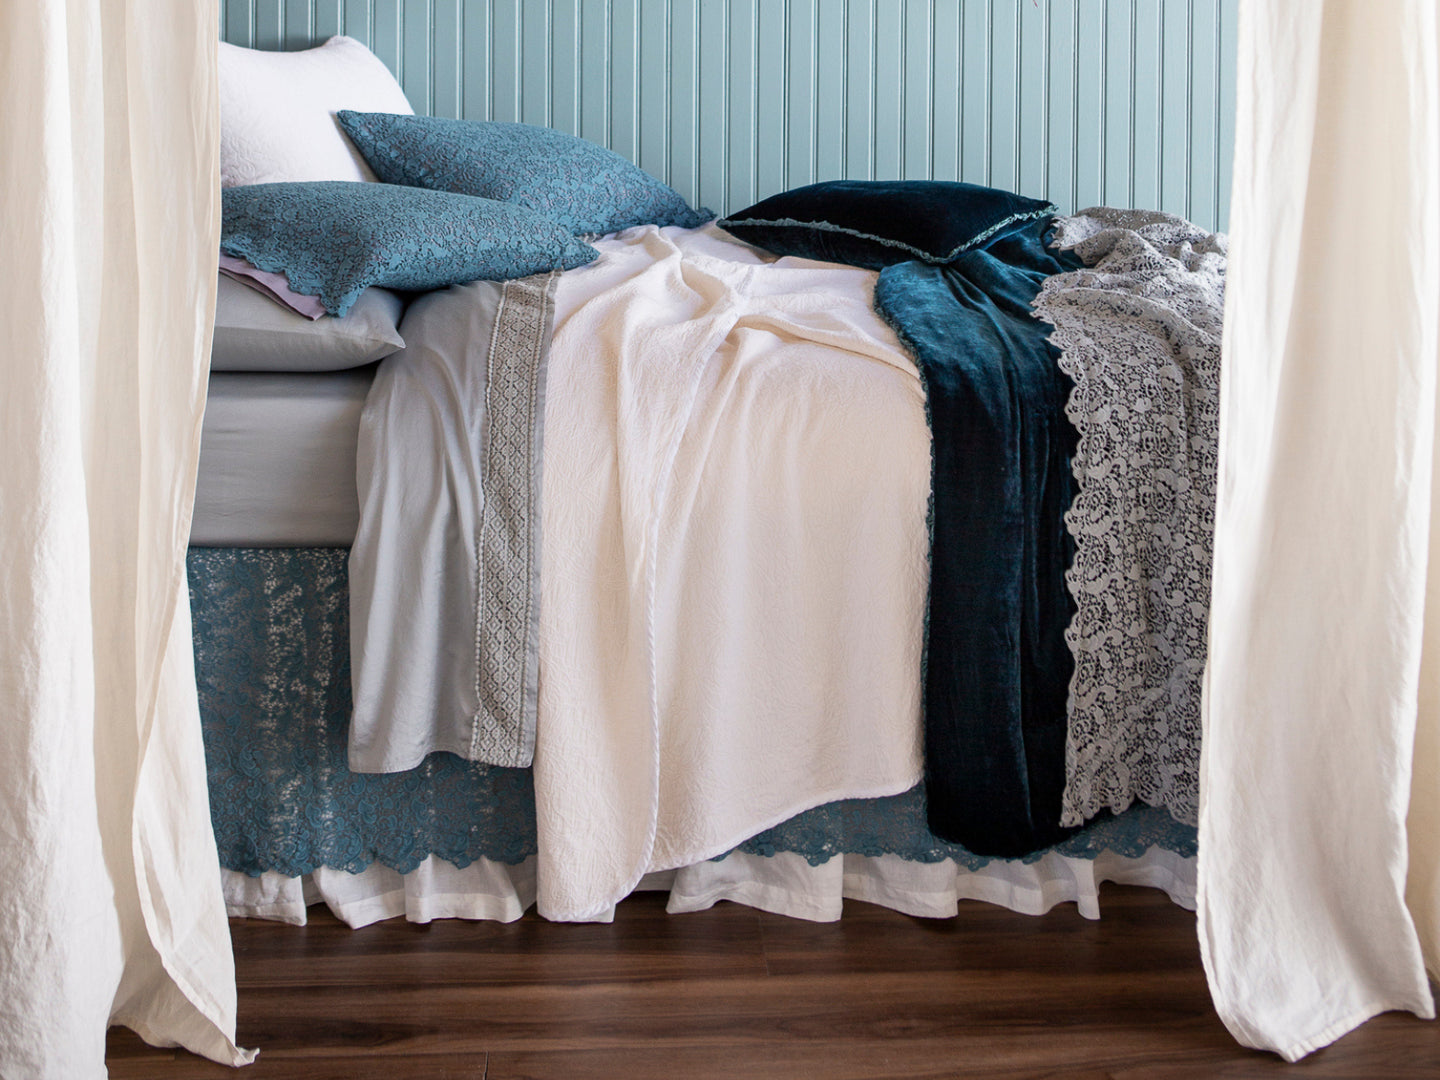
xmin=535 ymin=223 xmax=929 ymax=920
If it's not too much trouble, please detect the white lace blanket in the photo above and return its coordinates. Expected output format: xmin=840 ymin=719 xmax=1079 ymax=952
xmin=1033 ymin=208 xmax=1226 ymax=828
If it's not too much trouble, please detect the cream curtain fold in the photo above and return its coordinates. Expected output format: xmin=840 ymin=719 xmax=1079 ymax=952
xmin=1199 ymin=0 xmax=1439 ymax=1060
xmin=0 ymin=1 xmax=250 ymax=1074
xmin=12 ymin=0 xmax=1440 ymax=1071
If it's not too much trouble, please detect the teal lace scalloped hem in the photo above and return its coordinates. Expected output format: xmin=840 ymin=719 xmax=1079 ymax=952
xmin=190 ymin=548 xmax=1196 ymax=879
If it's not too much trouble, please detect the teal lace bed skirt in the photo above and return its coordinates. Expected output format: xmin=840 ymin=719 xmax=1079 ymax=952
xmin=189 ymin=547 xmax=1197 ymax=880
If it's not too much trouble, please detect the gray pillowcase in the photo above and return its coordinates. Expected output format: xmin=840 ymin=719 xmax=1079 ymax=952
xmin=211 ymin=273 xmax=405 ymax=372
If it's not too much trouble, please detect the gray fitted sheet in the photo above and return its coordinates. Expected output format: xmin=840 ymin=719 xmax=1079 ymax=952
xmin=191 ymin=369 xmax=374 ymax=546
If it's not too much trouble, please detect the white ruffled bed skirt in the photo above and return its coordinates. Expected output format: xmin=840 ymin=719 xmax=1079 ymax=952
xmin=221 ymin=846 xmax=1196 ymax=929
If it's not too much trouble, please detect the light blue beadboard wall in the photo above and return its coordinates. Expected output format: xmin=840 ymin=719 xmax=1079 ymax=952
xmin=219 ymin=0 xmax=1237 ymax=231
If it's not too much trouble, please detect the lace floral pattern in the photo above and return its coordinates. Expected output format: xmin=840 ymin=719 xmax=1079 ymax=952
xmin=1033 ymin=208 xmax=1226 ymax=828
xmin=220 ymin=181 xmax=597 ymax=317
xmin=731 ymin=791 xmax=1195 ymax=868
xmin=337 ymin=112 xmax=714 ymax=237
xmin=191 ymin=548 xmax=537 ymax=876
xmin=190 ymin=548 xmax=1196 ymax=878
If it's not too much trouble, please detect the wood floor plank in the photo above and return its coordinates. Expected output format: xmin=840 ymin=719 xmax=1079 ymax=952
xmin=105 ymin=1040 xmax=490 ymax=1080
xmin=488 ymin=1034 xmax=1440 ymax=1080
xmin=104 ymin=887 xmax=1440 ymax=1078
xmin=189 ymin=972 xmax=1217 ymax=1053
xmin=758 ymin=890 xmax=1199 ymax=978
xmin=231 ymin=891 xmax=767 ymax=990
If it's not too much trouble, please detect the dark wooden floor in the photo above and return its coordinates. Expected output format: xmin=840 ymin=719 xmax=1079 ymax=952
xmin=106 ymin=885 xmax=1438 ymax=1079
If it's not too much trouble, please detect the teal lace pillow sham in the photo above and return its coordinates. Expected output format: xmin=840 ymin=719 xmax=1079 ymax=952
xmin=719 ymin=180 xmax=1056 ymax=269
xmin=336 ymin=111 xmax=714 ymax=236
xmin=221 ymin=181 xmax=598 ymax=317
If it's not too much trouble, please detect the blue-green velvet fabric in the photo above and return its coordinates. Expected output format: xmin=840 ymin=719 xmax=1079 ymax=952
xmin=720 ymin=180 xmax=1056 ymax=269
xmin=874 ymin=219 xmax=1086 ymax=856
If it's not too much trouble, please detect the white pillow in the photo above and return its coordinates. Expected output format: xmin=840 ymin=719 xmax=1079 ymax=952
xmin=219 ymin=36 xmax=414 ymax=188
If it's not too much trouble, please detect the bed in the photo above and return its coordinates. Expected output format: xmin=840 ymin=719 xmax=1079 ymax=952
xmin=196 ymin=36 xmax=1219 ymax=931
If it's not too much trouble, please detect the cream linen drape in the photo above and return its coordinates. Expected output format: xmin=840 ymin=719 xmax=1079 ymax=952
xmin=1199 ymin=0 xmax=1440 ymax=1060
xmin=0 ymin=2 xmax=251 ymax=1075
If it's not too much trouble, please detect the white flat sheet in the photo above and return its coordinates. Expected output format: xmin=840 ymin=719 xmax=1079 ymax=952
xmin=190 ymin=369 xmax=373 ymax=546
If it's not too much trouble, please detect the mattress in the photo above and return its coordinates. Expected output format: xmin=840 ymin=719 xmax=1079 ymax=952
xmin=190 ymin=369 xmax=373 ymax=546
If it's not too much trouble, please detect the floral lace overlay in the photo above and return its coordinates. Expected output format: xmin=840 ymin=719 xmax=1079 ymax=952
xmin=220 ymin=181 xmax=597 ymax=317
xmin=730 ymin=791 xmax=1195 ymax=868
xmin=190 ymin=547 xmax=1197 ymax=877
xmin=336 ymin=112 xmax=715 ymax=237
xmin=1033 ymin=208 xmax=1227 ymax=828
xmin=190 ymin=548 xmax=537 ymax=876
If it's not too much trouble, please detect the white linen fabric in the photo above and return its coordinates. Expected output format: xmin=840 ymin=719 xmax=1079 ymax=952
xmin=1198 ymin=0 xmax=1439 ymax=1060
xmin=0 ymin=2 xmax=249 ymax=1075
xmin=536 ymin=224 xmax=930 ymax=920
xmin=219 ymin=35 xmax=413 ymax=187
xmin=220 ymin=847 xmax=1197 ymax=929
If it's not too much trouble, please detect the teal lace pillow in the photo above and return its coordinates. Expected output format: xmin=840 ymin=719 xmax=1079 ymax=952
xmin=221 ymin=181 xmax=598 ymax=317
xmin=336 ymin=112 xmax=714 ymax=236
xmin=720 ymin=180 xmax=1056 ymax=269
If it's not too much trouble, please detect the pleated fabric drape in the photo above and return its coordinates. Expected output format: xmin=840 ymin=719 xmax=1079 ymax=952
xmin=1198 ymin=0 xmax=1439 ymax=1060
xmin=0 ymin=2 xmax=251 ymax=1074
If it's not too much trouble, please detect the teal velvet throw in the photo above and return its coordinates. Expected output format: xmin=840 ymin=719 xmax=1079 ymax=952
xmin=875 ymin=219 xmax=1086 ymax=856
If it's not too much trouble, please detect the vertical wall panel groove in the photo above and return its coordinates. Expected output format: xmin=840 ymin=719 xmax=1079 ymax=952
xmin=931 ymin=1 xmax=956 ymax=182
xmin=843 ymin=0 xmax=872 ymax=182
xmin=1126 ymin=0 xmax=1135 ymax=207
xmin=1217 ymin=0 xmax=1236 ymax=227
xmin=219 ymin=0 xmax=1237 ymax=229
xmin=1071 ymin=0 xmax=1083 ymax=212
xmin=1096 ymin=0 xmax=1106 ymax=204
xmin=814 ymin=0 xmax=844 ymax=184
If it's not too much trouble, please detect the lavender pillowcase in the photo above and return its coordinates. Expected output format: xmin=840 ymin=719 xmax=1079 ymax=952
xmin=219 ymin=253 xmax=328 ymax=320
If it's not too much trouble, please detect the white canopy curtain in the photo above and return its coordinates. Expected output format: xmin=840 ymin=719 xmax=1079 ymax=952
xmin=0 ymin=1 xmax=250 ymax=1076
xmin=1199 ymin=0 xmax=1440 ymax=1061
xmin=8 ymin=1 xmax=1440 ymax=1073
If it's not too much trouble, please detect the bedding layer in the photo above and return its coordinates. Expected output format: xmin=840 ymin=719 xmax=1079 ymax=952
xmin=188 ymin=546 xmax=1198 ymax=924
xmin=221 ymin=848 xmax=1198 ymax=928
xmin=737 ymin=199 xmax=1222 ymax=853
xmin=335 ymin=204 xmax=1221 ymax=901
xmin=340 ymin=223 xmax=932 ymax=920
xmin=348 ymin=276 xmax=554 ymax=773
xmin=191 ymin=369 xmax=373 ymax=546
xmin=536 ymin=224 xmax=931 ymax=919
xmin=1035 ymin=208 xmax=1225 ymax=828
